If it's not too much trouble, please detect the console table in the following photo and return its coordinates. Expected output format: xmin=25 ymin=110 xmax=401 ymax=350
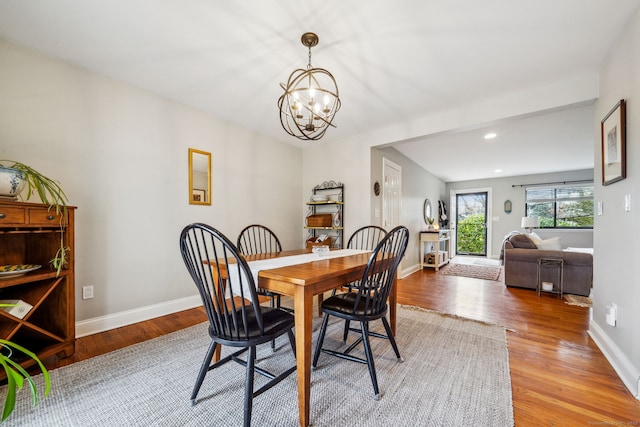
xmin=420 ymin=230 xmax=451 ymax=271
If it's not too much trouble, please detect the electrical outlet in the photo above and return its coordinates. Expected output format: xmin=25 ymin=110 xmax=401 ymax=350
xmin=82 ymin=285 xmax=94 ymax=300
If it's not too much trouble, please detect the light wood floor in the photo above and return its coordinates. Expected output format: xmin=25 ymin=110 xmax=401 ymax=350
xmin=51 ymin=267 xmax=640 ymax=426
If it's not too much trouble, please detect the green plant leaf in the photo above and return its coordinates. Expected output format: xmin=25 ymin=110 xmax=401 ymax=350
xmin=5 ymin=358 xmax=38 ymax=407
xmin=0 ymin=358 xmax=17 ymax=422
xmin=0 ymin=339 xmax=51 ymax=422
xmin=0 ymin=340 xmax=50 ymax=398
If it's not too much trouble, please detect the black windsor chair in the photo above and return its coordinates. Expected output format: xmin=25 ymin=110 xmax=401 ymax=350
xmin=331 ymin=225 xmax=387 ymax=341
xmin=312 ymin=225 xmax=409 ymax=400
xmin=237 ymin=224 xmax=287 ymax=349
xmin=180 ymin=223 xmax=296 ymax=427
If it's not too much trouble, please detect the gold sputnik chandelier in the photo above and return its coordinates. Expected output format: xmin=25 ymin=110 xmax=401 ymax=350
xmin=278 ymin=32 xmax=341 ymax=141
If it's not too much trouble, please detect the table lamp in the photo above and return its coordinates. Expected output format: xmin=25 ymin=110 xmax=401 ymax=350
xmin=521 ymin=216 xmax=539 ymax=233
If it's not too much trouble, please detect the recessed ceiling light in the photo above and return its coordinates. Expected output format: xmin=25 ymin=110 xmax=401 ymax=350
xmin=494 ymin=169 xmax=502 ymax=173
xmin=484 ymin=132 xmax=497 ymax=139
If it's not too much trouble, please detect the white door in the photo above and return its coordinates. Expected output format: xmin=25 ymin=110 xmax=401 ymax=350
xmin=382 ymin=158 xmax=402 ymax=229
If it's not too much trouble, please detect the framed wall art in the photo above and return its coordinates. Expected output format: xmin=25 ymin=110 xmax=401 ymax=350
xmin=192 ymin=189 xmax=206 ymax=203
xmin=601 ymin=99 xmax=626 ymax=186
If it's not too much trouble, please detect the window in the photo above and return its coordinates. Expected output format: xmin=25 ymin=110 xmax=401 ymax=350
xmin=525 ymin=184 xmax=594 ymax=228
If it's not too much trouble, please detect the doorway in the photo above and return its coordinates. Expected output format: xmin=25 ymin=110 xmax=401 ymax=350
xmin=452 ymin=189 xmax=491 ymax=256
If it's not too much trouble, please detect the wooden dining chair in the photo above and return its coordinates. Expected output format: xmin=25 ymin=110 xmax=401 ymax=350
xmin=312 ymin=225 xmax=409 ymax=400
xmin=332 ymin=225 xmax=387 ymax=341
xmin=180 ymin=223 xmax=297 ymax=427
xmin=237 ymin=224 xmax=286 ymax=349
xmin=237 ymin=225 xmax=285 ymax=315
xmin=237 ymin=224 xmax=283 ymax=256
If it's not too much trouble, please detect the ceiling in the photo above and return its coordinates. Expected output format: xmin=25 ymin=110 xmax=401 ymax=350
xmin=0 ymin=1 xmax=638 ymax=181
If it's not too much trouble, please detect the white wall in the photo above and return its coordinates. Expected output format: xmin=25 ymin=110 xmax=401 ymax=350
xmin=301 ymin=137 xmax=372 ymax=246
xmin=371 ymin=147 xmax=446 ymax=273
xmin=447 ymin=169 xmax=594 ymax=258
xmin=589 ymin=7 xmax=640 ymax=399
xmin=299 ymin=81 xmax=600 ymax=277
xmin=0 ymin=39 xmax=302 ymax=328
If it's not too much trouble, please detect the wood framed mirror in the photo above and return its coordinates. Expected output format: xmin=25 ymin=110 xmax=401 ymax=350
xmin=189 ymin=148 xmax=211 ymax=205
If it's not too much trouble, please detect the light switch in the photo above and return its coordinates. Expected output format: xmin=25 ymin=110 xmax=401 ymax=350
xmin=625 ymin=194 xmax=631 ymax=212
xmin=374 ymin=208 xmax=380 ymax=218
xmin=606 ymin=303 xmax=617 ymax=327
xmin=597 ymin=201 xmax=603 ymax=216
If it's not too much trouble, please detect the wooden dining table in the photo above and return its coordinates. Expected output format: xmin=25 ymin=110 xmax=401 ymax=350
xmin=244 ymin=249 xmax=398 ymax=427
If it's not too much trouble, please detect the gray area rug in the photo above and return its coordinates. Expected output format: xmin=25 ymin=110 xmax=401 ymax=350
xmin=6 ymin=307 xmax=513 ymax=426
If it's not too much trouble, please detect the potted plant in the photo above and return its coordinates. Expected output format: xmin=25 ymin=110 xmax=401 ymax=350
xmin=426 ymin=216 xmax=435 ymax=230
xmin=0 ymin=338 xmax=50 ymax=423
xmin=0 ymin=161 xmax=69 ymax=275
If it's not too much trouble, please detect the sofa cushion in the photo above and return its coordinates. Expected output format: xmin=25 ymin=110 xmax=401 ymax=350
xmin=508 ymin=234 xmax=537 ymax=249
xmin=529 ymin=236 xmax=562 ymax=251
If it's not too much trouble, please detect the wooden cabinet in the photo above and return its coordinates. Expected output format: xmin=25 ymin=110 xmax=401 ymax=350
xmin=305 ymin=181 xmax=344 ymax=249
xmin=0 ymin=201 xmax=76 ymax=367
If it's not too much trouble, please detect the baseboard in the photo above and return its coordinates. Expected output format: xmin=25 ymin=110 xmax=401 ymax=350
xmin=75 ymin=294 xmax=202 ymax=338
xmin=400 ymin=263 xmax=421 ymax=279
xmin=588 ymin=319 xmax=640 ymax=400
xmin=75 ymin=262 xmax=422 ymax=338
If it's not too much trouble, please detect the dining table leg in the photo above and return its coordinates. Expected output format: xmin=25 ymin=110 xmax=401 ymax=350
xmin=293 ymin=286 xmax=314 ymax=427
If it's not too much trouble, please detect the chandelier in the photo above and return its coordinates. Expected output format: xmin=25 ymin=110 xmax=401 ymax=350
xmin=278 ymin=32 xmax=341 ymax=141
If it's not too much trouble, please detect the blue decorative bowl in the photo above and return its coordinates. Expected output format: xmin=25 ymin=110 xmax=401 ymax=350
xmin=0 ymin=166 xmax=27 ymax=199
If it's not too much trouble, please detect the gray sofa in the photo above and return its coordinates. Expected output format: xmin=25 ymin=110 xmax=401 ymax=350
xmin=503 ymin=234 xmax=592 ymax=296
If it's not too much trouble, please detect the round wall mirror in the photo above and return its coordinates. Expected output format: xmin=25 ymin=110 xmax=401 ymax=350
xmin=423 ymin=199 xmax=432 ymax=225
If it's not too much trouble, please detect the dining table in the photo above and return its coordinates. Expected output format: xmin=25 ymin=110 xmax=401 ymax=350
xmin=242 ymin=248 xmax=398 ymax=427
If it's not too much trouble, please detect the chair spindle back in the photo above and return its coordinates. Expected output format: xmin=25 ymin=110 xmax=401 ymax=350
xmin=352 ymin=225 xmax=409 ymax=316
xmin=237 ymin=224 xmax=282 ymax=256
xmin=180 ymin=223 xmax=264 ymax=342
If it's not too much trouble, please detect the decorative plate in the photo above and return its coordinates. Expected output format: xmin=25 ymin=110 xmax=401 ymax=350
xmin=0 ymin=264 xmax=42 ymax=279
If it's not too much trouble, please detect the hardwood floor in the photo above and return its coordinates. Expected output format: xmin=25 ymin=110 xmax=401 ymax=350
xmin=49 ymin=268 xmax=640 ymax=425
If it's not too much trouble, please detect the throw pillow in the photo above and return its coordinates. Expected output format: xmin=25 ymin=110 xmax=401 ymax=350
xmin=508 ymin=234 xmax=538 ymax=249
xmin=528 ymin=231 xmax=542 ymax=240
xmin=529 ymin=236 xmax=562 ymax=251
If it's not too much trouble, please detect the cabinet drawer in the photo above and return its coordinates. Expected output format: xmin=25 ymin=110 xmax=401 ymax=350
xmin=0 ymin=207 xmax=26 ymax=225
xmin=28 ymin=209 xmax=65 ymax=226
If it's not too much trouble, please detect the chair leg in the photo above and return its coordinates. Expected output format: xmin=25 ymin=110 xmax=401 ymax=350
xmin=287 ymin=329 xmax=296 ymax=357
xmin=191 ymin=340 xmax=218 ymax=405
xmin=342 ymin=319 xmax=351 ymax=342
xmin=312 ymin=313 xmax=331 ymax=367
xmin=360 ymin=321 xmax=380 ymax=400
xmin=270 ymin=295 xmax=277 ymax=351
xmin=243 ymin=346 xmax=256 ymax=427
xmin=381 ymin=317 xmax=403 ymax=362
